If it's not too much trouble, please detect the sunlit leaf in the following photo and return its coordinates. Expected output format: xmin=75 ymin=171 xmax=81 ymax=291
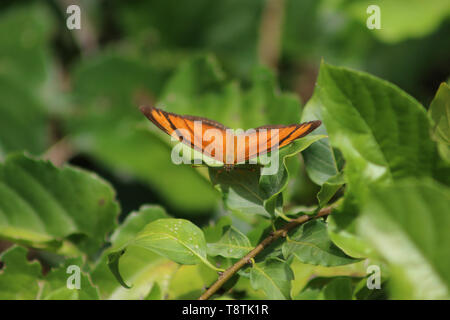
xmin=107 ymin=217 xmax=220 ymax=289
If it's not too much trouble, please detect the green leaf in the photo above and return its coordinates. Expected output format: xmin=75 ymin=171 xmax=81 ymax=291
xmin=92 ymin=205 xmax=177 ymax=299
xmin=168 ymin=264 xmax=216 ymax=299
xmin=0 ymin=76 xmax=48 ymax=155
xmin=358 ymin=179 xmax=450 ymax=299
xmin=40 ymin=257 xmax=100 ymax=300
xmin=282 ymin=220 xmax=358 ymax=267
xmin=145 ymin=283 xmax=162 ymax=300
xmin=259 ymin=135 xmax=327 ymax=210
xmin=203 ymin=216 xmax=233 ymax=243
xmin=314 ymin=62 xmax=440 ymax=258
xmin=289 ymin=258 xmax=368 ymax=298
xmin=295 ymin=276 xmax=356 ymax=300
xmin=107 ymin=217 xmax=220 ymax=289
xmin=209 ymin=167 xmax=270 ymax=217
xmin=317 ymin=62 xmax=437 ymax=195
xmin=207 ymin=226 xmax=253 ymax=259
xmin=133 ymin=219 xmax=210 ymax=265
xmin=109 ymin=205 xmax=169 ymax=251
xmin=0 ymin=154 xmax=119 ymax=256
xmin=345 ymin=0 xmax=450 ymax=43
xmin=0 ymin=246 xmax=41 ymax=299
xmin=327 ymin=199 xmax=375 ymax=259
xmin=0 ymin=4 xmax=61 ymax=156
xmin=0 ymin=246 xmax=99 ymax=300
xmin=316 ymin=173 xmax=344 ymax=208
xmin=301 ymin=94 xmax=343 ymax=186
xmin=0 ymin=4 xmax=55 ymax=90
xmin=210 ymin=135 xmax=326 ymax=218
xmin=106 ymin=250 xmax=129 ymax=289
xmin=301 ymin=94 xmax=344 ymax=207
xmin=353 ymin=277 xmax=388 ymax=300
xmin=250 ymin=259 xmax=294 ymax=300
xmin=429 ymin=83 xmax=450 ymax=163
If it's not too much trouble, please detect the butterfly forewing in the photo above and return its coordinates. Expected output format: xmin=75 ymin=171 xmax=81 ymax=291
xmin=140 ymin=106 xmax=321 ymax=165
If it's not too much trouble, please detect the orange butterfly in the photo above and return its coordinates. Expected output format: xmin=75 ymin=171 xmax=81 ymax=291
xmin=140 ymin=106 xmax=321 ymax=169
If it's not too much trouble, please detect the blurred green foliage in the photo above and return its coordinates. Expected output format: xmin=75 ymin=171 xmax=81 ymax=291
xmin=0 ymin=0 xmax=449 ymax=300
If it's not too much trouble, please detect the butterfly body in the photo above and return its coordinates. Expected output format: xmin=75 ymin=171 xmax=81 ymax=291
xmin=140 ymin=106 xmax=321 ymax=166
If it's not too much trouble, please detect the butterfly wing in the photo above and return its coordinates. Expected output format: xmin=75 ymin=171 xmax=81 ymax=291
xmin=141 ymin=106 xmax=321 ymax=165
xmin=235 ymin=121 xmax=322 ymax=163
xmin=140 ymin=106 xmax=229 ymax=163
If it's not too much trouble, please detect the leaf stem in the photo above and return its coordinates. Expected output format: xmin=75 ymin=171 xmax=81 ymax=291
xmin=198 ymin=206 xmax=334 ymax=300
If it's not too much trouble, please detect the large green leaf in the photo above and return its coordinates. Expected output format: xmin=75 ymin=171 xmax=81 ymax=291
xmin=0 ymin=246 xmax=99 ymax=300
xmin=107 ymin=217 xmax=220 ymax=289
xmin=317 ymin=62 xmax=437 ymax=192
xmin=92 ymin=205 xmax=178 ymax=299
xmin=282 ymin=220 xmax=357 ymax=267
xmin=315 ymin=62 xmax=440 ymax=257
xmin=358 ymin=179 xmax=450 ymax=299
xmin=0 ymin=154 xmax=119 ymax=256
xmin=250 ymin=258 xmax=294 ymax=300
xmin=429 ymin=83 xmax=450 ymax=163
xmin=132 ymin=219 xmax=209 ymax=265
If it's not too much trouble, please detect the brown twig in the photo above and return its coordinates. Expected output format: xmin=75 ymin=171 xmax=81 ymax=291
xmin=198 ymin=206 xmax=334 ymax=300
